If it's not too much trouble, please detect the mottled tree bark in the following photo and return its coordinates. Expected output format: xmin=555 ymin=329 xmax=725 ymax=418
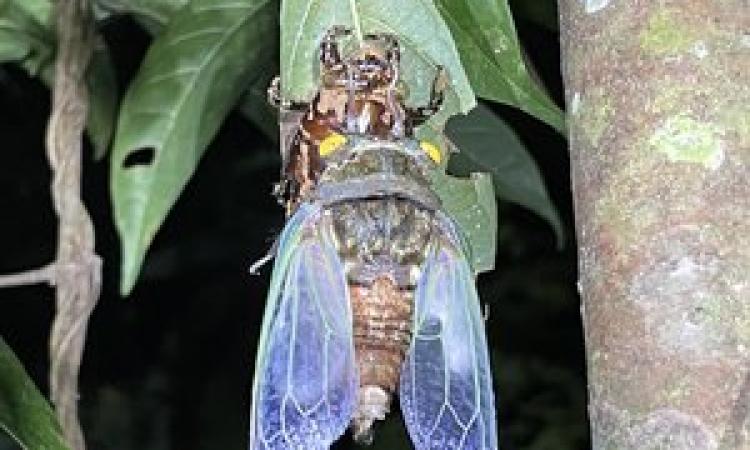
xmin=559 ymin=1 xmax=750 ymax=449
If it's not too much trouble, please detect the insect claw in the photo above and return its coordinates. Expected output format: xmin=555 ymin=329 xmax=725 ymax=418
xmin=321 ymin=26 xmax=352 ymax=67
xmin=267 ymin=76 xmax=282 ymax=108
xmin=406 ymin=66 xmax=448 ymax=126
xmin=267 ymin=76 xmax=310 ymax=111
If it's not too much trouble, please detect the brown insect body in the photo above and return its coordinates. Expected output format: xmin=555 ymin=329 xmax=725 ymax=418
xmin=279 ymin=38 xmax=410 ymax=209
xmin=269 ymin=28 xmax=445 ymax=444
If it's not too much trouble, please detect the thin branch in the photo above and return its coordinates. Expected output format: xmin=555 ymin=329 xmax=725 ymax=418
xmin=0 ymin=263 xmax=55 ymax=288
xmin=45 ymin=1 xmax=101 ymax=449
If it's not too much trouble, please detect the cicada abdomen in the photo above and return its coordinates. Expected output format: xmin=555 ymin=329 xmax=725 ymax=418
xmin=250 ymin=28 xmax=497 ymax=450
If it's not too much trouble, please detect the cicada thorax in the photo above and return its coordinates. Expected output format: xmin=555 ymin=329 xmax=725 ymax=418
xmin=284 ymin=87 xmax=408 ymax=211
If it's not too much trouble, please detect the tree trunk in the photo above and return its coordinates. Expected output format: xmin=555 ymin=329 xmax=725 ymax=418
xmin=558 ymin=1 xmax=750 ymax=449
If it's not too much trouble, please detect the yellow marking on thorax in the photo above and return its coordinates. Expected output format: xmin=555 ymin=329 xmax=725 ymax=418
xmin=319 ymin=133 xmax=348 ymax=157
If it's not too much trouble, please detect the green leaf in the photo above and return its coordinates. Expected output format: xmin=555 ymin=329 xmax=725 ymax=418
xmin=239 ymin=85 xmax=278 ymax=143
xmin=435 ymin=0 xmax=565 ymax=133
xmin=0 ymin=336 xmax=70 ymax=450
xmin=0 ymin=0 xmax=118 ymax=157
xmin=98 ymin=0 xmax=282 ymax=140
xmin=11 ymin=0 xmax=51 ymax=27
xmin=0 ymin=1 xmax=54 ymax=73
xmin=87 ymin=39 xmax=118 ymax=159
xmin=238 ymin=64 xmax=279 ymax=143
xmin=279 ymin=0 xmax=475 ymax=125
xmin=446 ymin=103 xmax=563 ymax=243
xmin=93 ymin=0 xmax=188 ymax=28
xmin=111 ymin=0 xmax=276 ymax=295
xmin=430 ymin=171 xmax=497 ymax=274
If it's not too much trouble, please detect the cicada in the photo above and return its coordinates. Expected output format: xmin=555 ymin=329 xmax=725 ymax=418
xmin=249 ymin=27 xmax=498 ymax=449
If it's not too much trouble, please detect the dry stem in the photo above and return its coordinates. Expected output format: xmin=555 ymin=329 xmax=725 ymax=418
xmin=45 ymin=0 xmax=100 ymax=448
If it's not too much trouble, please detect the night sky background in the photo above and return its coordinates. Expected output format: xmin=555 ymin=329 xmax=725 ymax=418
xmin=0 ymin=3 xmax=588 ymax=449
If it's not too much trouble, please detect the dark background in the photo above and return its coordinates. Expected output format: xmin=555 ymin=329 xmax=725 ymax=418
xmin=0 ymin=5 xmax=588 ymax=450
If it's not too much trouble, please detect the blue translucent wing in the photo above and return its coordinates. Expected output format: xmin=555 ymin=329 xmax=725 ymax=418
xmin=249 ymin=205 xmax=357 ymax=450
xmin=400 ymin=221 xmax=498 ymax=450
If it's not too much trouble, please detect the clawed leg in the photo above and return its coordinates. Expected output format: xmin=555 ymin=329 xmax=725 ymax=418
xmin=267 ymin=76 xmax=310 ymax=111
xmin=362 ymin=33 xmax=406 ymax=136
xmin=408 ymin=66 xmax=448 ymax=125
xmin=363 ymin=33 xmax=400 ymax=67
xmin=321 ymin=26 xmax=352 ymax=69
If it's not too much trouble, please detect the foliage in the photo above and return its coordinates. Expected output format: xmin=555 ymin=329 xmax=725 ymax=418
xmin=447 ymin=104 xmax=564 ymax=243
xmin=0 ymin=0 xmax=577 ymax=447
xmin=1 ymin=0 xmax=564 ymax=293
xmin=0 ymin=336 xmax=70 ymax=450
xmin=436 ymin=0 xmax=565 ymax=133
xmin=110 ymin=0 xmax=276 ymax=294
xmin=0 ymin=0 xmax=117 ymax=157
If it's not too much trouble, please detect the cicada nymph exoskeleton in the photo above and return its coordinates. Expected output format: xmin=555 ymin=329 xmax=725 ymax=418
xmin=250 ymin=27 xmax=497 ymax=450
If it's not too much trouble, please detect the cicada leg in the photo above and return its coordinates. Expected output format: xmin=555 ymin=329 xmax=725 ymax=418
xmin=267 ymin=76 xmax=310 ymax=111
xmin=321 ymin=26 xmax=352 ymax=69
xmin=361 ymin=32 xmax=407 ymax=137
xmin=407 ymin=66 xmax=448 ymax=126
xmin=363 ymin=33 xmax=401 ymax=65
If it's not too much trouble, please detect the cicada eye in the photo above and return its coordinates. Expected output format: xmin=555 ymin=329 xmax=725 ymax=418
xmin=319 ymin=132 xmax=348 ymax=157
xmin=419 ymin=140 xmax=442 ymax=164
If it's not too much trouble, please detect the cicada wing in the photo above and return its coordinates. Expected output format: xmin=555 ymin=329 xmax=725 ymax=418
xmin=249 ymin=205 xmax=357 ymax=450
xmin=400 ymin=231 xmax=498 ymax=450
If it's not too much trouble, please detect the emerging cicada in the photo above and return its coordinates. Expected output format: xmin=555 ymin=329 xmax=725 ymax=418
xmin=249 ymin=27 xmax=497 ymax=449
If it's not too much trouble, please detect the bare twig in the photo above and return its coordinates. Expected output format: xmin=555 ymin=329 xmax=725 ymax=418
xmin=44 ymin=1 xmax=101 ymax=449
xmin=0 ymin=263 xmax=55 ymax=288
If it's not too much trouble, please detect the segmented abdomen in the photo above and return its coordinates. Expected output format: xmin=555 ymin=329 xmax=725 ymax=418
xmin=350 ymin=277 xmax=413 ymax=443
xmin=326 ymin=197 xmax=433 ymax=444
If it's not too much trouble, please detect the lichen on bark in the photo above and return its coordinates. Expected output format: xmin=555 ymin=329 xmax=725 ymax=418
xmin=559 ymin=0 xmax=750 ymax=448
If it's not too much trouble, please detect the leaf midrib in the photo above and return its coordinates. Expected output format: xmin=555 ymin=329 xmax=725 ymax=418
xmin=125 ymin=1 xmax=267 ymax=261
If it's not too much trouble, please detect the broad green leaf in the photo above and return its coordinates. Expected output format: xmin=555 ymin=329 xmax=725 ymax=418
xmin=11 ymin=0 xmax=50 ymax=27
xmin=279 ymin=0 xmax=475 ymax=126
xmin=111 ymin=0 xmax=276 ymax=295
xmin=435 ymin=0 xmax=565 ymax=134
xmin=446 ymin=103 xmax=563 ymax=243
xmin=237 ymin=60 xmax=279 ymax=143
xmin=430 ymin=171 xmax=497 ymax=274
xmin=94 ymin=0 xmax=188 ymax=28
xmin=0 ymin=0 xmax=54 ymax=74
xmin=87 ymin=39 xmax=118 ymax=159
xmin=0 ymin=336 xmax=70 ymax=450
xmin=0 ymin=0 xmax=118 ymax=157
xmin=99 ymin=0 xmax=282 ymax=140
xmin=239 ymin=77 xmax=279 ymax=143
